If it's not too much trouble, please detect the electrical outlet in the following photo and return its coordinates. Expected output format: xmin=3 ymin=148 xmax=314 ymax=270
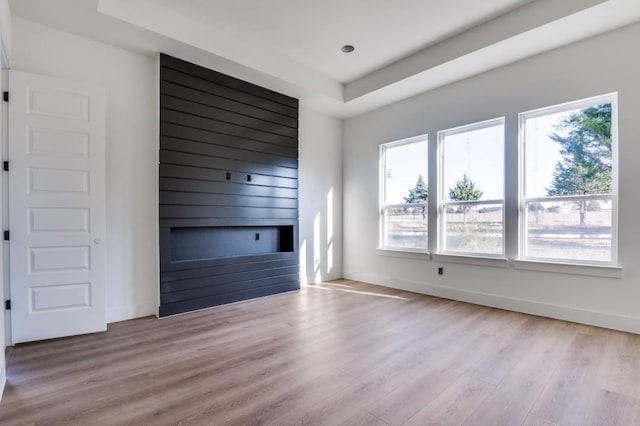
xmin=438 ymin=267 xmax=444 ymax=275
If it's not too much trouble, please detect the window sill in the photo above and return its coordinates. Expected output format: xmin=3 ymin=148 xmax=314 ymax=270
xmin=512 ymin=259 xmax=623 ymax=279
xmin=433 ymin=253 xmax=509 ymax=268
xmin=377 ymin=248 xmax=430 ymax=260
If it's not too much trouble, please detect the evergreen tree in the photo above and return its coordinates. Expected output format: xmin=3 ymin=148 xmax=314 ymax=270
xmin=403 ymin=174 xmax=428 ymax=219
xmin=449 ymin=174 xmax=483 ymax=225
xmin=403 ymin=174 xmax=428 ymax=204
xmin=547 ymin=104 xmax=612 ymax=225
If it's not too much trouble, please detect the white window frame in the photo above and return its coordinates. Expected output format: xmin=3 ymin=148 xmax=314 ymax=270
xmin=379 ymin=134 xmax=429 ymax=253
xmin=437 ymin=117 xmax=506 ymax=258
xmin=518 ymin=93 xmax=619 ymax=266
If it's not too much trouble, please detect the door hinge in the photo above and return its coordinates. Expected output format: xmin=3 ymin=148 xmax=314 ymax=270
xmin=2 ymin=91 xmax=7 ymax=102
xmin=3 ymin=230 xmax=9 ymax=241
xmin=3 ymin=161 xmax=8 ymax=172
xmin=5 ymin=300 xmax=10 ymax=310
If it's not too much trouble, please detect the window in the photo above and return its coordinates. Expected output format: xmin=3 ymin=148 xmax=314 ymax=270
xmin=379 ymin=135 xmax=429 ymax=252
xmin=520 ymin=94 xmax=617 ymax=264
xmin=438 ymin=118 xmax=505 ymax=256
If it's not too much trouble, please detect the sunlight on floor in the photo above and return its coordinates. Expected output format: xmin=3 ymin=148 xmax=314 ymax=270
xmin=308 ymin=283 xmax=409 ymax=301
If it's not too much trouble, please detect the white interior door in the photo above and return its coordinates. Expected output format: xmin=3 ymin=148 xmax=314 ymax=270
xmin=8 ymin=70 xmax=106 ymax=344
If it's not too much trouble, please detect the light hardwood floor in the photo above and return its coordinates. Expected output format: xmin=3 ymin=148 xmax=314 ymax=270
xmin=1 ymin=280 xmax=640 ymax=425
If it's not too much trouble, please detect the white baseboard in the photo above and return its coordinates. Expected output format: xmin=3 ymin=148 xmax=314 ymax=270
xmin=107 ymin=301 xmax=157 ymax=323
xmin=344 ymin=271 xmax=640 ymax=335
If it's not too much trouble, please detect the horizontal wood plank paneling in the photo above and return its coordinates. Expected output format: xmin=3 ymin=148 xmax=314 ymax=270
xmin=159 ymin=191 xmax=298 ymax=209
xmin=159 ymin=162 xmax=297 ymax=185
xmin=159 ymin=151 xmax=297 ymax=179
xmin=161 ymin=265 xmax=300 ymax=293
xmin=159 ymin=177 xmax=298 ymax=198
xmin=160 ymin=80 xmax=298 ymax=129
xmin=162 ymin=95 xmax=298 ymax=139
xmin=161 ymin=259 xmax=299 ymax=283
xmin=161 ymin=251 xmax=297 ymax=273
xmin=160 ymin=137 xmax=298 ymax=169
xmin=159 ymin=54 xmax=299 ymax=316
xmin=161 ymin=109 xmax=297 ymax=148
xmin=161 ymin=273 xmax=300 ymax=304
xmin=159 ymin=205 xmax=297 ymax=220
xmin=161 ymin=59 xmax=298 ymax=114
xmin=159 ymin=218 xmax=296 ymax=230
xmin=158 ymin=281 xmax=300 ymax=317
xmin=161 ymin=123 xmax=298 ymax=158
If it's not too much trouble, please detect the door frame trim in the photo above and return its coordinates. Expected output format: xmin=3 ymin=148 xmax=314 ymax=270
xmin=0 ymin=20 xmax=10 ymax=402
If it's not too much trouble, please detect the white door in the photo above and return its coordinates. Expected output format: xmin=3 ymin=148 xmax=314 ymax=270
xmin=8 ymin=70 xmax=106 ymax=344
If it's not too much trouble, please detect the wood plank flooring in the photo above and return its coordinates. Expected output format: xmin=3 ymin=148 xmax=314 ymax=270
xmin=1 ymin=279 xmax=640 ymax=425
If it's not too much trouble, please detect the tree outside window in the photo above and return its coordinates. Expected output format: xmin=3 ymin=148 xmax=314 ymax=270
xmin=521 ymin=95 xmax=616 ymax=264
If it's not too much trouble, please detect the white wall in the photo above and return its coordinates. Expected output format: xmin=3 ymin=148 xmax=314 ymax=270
xmin=11 ymin=18 xmax=158 ymax=324
xmin=299 ymin=108 xmax=343 ymax=284
xmin=343 ymin=22 xmax=640 ymax=333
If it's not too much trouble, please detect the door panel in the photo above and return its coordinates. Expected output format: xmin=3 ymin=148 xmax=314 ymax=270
xmin=9 ymin=70 xmax=106 ymax=344
xmin=29 ymin=208 xmax=90 ymax=233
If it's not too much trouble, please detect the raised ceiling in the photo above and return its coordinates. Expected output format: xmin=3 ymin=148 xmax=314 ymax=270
xmin=9 ymin=0 xmax=640 ymax=117
xmin=148 ymin=0 xmax=535 ymax=82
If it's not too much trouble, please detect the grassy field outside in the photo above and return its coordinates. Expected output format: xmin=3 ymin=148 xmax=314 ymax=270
xmin=385 ymin=206 xmax=611 ymax=261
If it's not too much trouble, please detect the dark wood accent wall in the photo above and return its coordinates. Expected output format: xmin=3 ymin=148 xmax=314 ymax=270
xmin=159 ymin=54 xmax=299 ymax=317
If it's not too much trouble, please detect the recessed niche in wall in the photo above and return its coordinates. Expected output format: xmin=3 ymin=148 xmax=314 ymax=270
xmin=170 ymin=226 xmax=294 ymax=262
